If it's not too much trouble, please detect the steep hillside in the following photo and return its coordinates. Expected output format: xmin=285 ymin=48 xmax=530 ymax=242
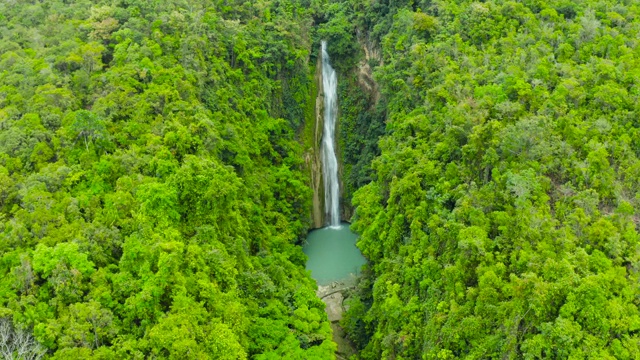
xmin=330 ymin=0 xmax=640 ymax=358
xmin=0 ymin=1 xmax=336 ymax=358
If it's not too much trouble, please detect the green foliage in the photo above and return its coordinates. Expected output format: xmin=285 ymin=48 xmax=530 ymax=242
xmin=68 ymin=110 xmax=109 ymax=151
xmin=337 ymin=75 xmax=386 ymax=215
xmin=0 ymin=0 xmax=334 ymax=358
xmin=317 ymin=4 xmax=357 ymax=68
xmin=334 ymin=0 xmax=640 ymax=358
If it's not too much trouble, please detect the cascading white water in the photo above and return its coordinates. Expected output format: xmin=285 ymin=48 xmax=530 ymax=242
xmin=321 ymin=41 xmax=340 ymax=227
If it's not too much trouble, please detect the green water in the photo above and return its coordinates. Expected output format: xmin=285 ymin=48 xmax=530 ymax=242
xmin=303 ymin=223 xmax=367 ymax=285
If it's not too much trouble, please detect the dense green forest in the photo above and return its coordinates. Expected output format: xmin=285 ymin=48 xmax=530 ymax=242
xmin=329 ymin=0 xmax=640 ymax=359
xmin=3 ymin=0 xmax=640 ymax=359
xmin=0 ymin=0 xmax=338 ymax=358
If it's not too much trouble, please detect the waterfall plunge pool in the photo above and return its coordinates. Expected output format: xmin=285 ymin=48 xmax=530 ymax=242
xmin=303 ymin=223 xmax=367 ymax=286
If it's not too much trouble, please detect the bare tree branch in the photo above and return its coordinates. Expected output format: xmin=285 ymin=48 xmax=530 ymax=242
xmin=0 ymin=318 xmax=46 ymax=360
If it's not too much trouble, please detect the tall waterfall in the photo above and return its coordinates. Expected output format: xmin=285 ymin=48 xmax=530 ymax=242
xmin=321 ymin=41 xmax=340 ymax=227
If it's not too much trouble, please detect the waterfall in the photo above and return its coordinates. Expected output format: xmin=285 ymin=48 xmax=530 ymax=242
xmin=321 ymin=41 xmax=340 ymax=227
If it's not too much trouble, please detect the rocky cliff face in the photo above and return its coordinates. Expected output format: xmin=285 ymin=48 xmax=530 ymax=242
xmin=304 ymin=52 xmax=325 ymax=229
xmin=338 ymin=35 xmax=383 ymax=222
xmin=356 ymin=34 xmax=382 ymax=107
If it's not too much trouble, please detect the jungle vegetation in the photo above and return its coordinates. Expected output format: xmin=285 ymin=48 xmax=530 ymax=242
xmin=328 ymin=0 xmax=640 ymax=359
xmin=0 ymin=0 xmax=336 ymax=358
xmin=3 ymin=0 xmax=640 ymax=359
